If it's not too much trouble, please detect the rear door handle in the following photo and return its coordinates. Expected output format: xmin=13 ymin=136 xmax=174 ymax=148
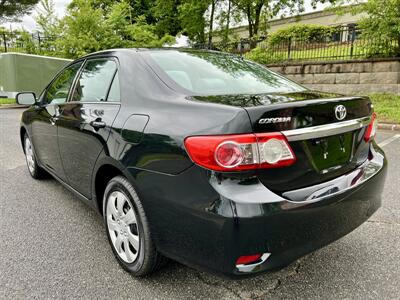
xmin=90 ymin=120 xmax=106 ymax=129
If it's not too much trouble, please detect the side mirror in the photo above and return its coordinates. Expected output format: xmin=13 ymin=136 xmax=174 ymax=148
xmin=16 ymin=92 xmax=37 ymax=105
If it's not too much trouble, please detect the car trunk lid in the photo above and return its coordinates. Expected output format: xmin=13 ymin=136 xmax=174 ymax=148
xmin=192 ymin=91 xmax=373 ymax=193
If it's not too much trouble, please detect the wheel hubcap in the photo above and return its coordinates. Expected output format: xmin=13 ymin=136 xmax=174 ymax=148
xmin=25 ymin=137 xmax=35 ymax=174
xmin=106 ymin=191 xmax=140 ymax=263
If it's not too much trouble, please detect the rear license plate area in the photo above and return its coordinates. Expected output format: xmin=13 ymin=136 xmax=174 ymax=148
xmin=303 ymin=132 xmax=354 ymax=172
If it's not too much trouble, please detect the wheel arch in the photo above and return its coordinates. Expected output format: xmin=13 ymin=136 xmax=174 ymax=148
xmin=20 ymin=126 xmax=27 ymax=152
xmin=92 ymin=156 xmax=133 ymax=215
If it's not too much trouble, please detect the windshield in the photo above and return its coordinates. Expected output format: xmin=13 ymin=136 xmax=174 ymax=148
xmin=146 ymin=50 xmax=306 ymax=95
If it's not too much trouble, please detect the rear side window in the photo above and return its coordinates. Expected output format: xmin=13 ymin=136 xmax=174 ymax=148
xmin=43 ymin=62 xmax=82 ymax=105
xmin=72 ymin=59 xmax=117 ymax=102
xmin=147 ymin=50 xmax=305 ymax=95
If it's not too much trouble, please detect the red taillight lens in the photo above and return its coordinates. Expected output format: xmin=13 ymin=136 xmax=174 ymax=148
xmin=215 ymin=141 xmax=245 ymax=168
xmin=236 ymin=254 xmax=262 ymax=265
xmin=364 ymin=113 xmax=377 ymax=142
xmin=184 ymin=132 xmax=296 ymax=171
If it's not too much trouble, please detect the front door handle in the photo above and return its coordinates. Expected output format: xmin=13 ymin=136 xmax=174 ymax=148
xmin=50 ymin=116 xmax=58 ymax=125
xmin=90 ymin=120 xmax=106 ymax=129
xmin=50 ymin=105 xmax=61 ymax=125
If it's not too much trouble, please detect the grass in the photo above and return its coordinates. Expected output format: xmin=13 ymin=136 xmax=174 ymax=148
xmin=0 ymin=98 xmax=16 ymax=105
xmin=367 ymin=94 xmax=400 ymax=124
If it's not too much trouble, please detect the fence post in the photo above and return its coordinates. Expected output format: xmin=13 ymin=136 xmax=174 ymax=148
xmin=349 ymin=28 xmax=355 ymax=58
xmin=2 ymin=33 xmax=7 ymax=52
xmin=287 ymin=37 xmax=292 ymax=60
xmin=37 ymin=32 xmax=41 ymax=54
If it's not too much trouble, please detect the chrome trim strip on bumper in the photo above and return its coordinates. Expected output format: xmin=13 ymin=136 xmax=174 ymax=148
xmin=282 ymin=116 xmax=371 ymax=141
xmin=210 ymin=148 xmax=384 ymax=205
xmin=282 ymin=151 xmax=384 ymax=203
xmin=236 ymin=253 xmax=271 ymax=273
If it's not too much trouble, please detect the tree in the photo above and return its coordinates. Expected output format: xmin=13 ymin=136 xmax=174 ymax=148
xmin=334 ymin=0 xmax=400 ymax=56
xmin=35 ymin=0 xmax=58 ymax=36
xmin=207 ymin=0 xmax=217 ymax=45
xmin=232 ymin=0 xmax=337 ymax=40
xmin=55 ymin=0 xmax=109 ymax=57
xmin=0 ymin=0 xmax=40 ymax=21
xmin=55 ymin=0 xmax=174 ymax=58
xmin=178 ymin=0 xmax=210 ymax=43
xmin=153 ymin=0 xmax=183 ymax=37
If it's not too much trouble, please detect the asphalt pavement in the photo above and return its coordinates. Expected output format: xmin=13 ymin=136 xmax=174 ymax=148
xmin=1 ymin=108 xmax=399 ymax=299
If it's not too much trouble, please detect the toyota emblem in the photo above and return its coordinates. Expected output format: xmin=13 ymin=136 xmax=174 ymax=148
xmin=335 ymin=105 xmax=347 ymax=120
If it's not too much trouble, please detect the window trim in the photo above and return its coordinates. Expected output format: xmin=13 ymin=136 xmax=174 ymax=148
xmin=67 ymin=56 xmax=120 ymax=104
xmin=39 ymin=60 xmax=85 ymax=107
xmin=105 ymin=69 xmax=120 ymax=103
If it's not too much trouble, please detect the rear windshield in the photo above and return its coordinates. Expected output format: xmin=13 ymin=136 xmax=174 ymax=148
xmin=147 ymin=50 xmax=305 ymax=95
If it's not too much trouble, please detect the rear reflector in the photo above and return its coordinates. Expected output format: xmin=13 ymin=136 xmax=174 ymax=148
xmin=184 ymin=132 xmax=296 ymax=171
xmin=236 ymin=254 xmax=263 ymax=265
xmin=364 ymin=113 xmax=377 ymax=142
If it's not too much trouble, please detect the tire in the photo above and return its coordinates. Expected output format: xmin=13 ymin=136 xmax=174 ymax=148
xmin=103 ymin=176 xmax=166 ymax=276
xmin=24 ymin=133 xmax=46 ymax=179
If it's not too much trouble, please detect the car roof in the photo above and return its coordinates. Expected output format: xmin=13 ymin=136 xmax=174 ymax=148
xmin=79 ymin=47 xmax=230 ymax=59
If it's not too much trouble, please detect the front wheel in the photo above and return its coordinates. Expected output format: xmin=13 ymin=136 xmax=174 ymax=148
xmin=24 ymin=134 xmax=46 ymax=179
xmin=103 ymin=176 xmax=165 ymax=276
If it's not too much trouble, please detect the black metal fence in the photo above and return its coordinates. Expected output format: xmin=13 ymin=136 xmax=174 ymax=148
xmin=196 ymin=27 xmax=400 ymax=63
xmin=1 ymin=32 xmax=57 ymax=55
xmin=2 ymin=27 xmax=399 ymax=63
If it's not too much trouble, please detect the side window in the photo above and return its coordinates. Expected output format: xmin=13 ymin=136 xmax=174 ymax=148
xmin=107 ymin=71 xmax=120 ymax=102
xmin=72 ymin=59 xmax=117 ymax=102
xmin=43 ymin=62 xmax=82 ymax=105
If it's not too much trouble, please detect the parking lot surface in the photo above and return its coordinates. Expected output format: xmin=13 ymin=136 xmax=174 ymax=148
xmin=1 ymin=108 xmax=399 ymax=299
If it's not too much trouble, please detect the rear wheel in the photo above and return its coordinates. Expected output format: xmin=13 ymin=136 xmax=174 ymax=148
xmin=103 ymin=176 xmax=166 ymax=276
xmin=24 ymin=134 xmax=46 ymax=179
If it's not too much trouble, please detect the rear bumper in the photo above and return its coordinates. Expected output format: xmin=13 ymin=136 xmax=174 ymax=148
xmin=231 ymin=154 xmax=386 ymax=275
xmin=128 ymin=144 xmax=387 ymax=277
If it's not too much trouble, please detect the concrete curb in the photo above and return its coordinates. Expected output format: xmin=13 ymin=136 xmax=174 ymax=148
xmin=378 ymin=123 xmax=400 ymax=131
xmin=0 ymin=104 xmax=28 ymax=109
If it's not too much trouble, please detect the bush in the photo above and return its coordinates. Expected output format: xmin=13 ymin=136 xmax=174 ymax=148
xmin=244 ymin=47 xmax=287 ymax=64
xmin=268 ymin=24 xmax=339 ymax=46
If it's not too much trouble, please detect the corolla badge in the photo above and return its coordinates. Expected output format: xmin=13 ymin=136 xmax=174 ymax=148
xmin=258 ymin=117 xmax=291 ymax=124
xmin=334 ymin=105 xmax=347 ymax=120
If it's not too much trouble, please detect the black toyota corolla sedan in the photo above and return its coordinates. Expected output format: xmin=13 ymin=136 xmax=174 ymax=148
xmin=17 ymin=48 xmax=387 ymax=277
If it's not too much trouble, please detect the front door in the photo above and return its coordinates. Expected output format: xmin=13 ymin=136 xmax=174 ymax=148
xmin=56 ymin=58 xmax=121 ymax=198
xmin=31 ymin=62 xmax=83 ymax=180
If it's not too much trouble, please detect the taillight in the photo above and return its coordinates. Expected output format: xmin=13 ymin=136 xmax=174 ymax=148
xmin=184 ymin=132 xmax=296 ymax=171
xmin=364 ymin=113 xmax=377 ymax=142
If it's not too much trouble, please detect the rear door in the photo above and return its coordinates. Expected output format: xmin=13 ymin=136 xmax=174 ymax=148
xmin=56 ymin=58 xmax=121 ymax=198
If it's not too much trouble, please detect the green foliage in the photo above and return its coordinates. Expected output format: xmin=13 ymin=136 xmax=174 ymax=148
xmin=0 ymin=0 xmax=40 ymax=21
xmin=17 ymin=31 xmax=38 ymax=54
xmin=334 ymin=0 xmax=400 ymax=56
xmin=55 ymin=0 xmax=107 ymax=58
xmin=51 ymin=0 xmax=174 ymax=58
xmin=357 ymin=0 xmax=400 ymax=56
xmin=368 ymin=93 xmax=400 ymax=124
xmin=178 ymin=0 xmax=210 ymax=43
xmin=231 ymin=0 xmax=337 ymax=39
xmin=268 ymin=24 xmax=339 ymax=46
xmin=0 ymin=98 xmax=16 ymax=105
xmin=244 ymin=46 xmax=286 ymax=64
xmin=153 ymin=0 xmax=183 ymax=37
